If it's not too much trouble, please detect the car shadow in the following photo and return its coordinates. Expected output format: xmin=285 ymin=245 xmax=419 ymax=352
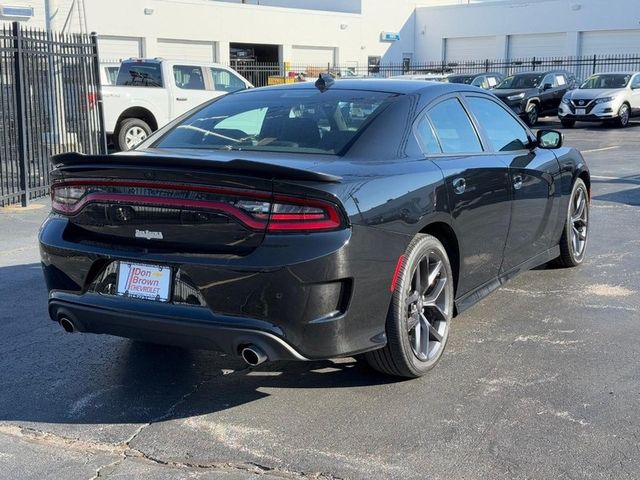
xmin=0 ymin=262 xmax=401 ymax=427
xmin=592 ymin=185 xmax=640 ymax=206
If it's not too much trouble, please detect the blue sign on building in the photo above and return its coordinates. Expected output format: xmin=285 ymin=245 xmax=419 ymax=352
xmin=380 ymin=32 xmax=401 ymax=42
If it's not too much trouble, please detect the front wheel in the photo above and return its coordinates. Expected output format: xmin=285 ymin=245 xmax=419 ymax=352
xmin=555 ymin=178 xmax=589 ymax=268
xmin=365 ymin=234 xmax=454 ymax=378
xmin=524 ymin=103 xmax=539 ymax=126
xmin=615 ymin=103 xmax=630 ymax=128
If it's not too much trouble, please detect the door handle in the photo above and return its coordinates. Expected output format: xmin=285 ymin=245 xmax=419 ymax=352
xmin=513 ymin=175 xmax=523 ymax=190
xmin=176 ymin=97 xmax=188 ymax=102
xmin=453 ymin=177 xmax=466 ymax=195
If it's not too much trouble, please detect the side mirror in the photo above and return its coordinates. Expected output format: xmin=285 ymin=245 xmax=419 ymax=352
xmin=543 ymin=83 xmax=553 ymax=91
xmin=537 ymin=129 xmax=563 ymax=149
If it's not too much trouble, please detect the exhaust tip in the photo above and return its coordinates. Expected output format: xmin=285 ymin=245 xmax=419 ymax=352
xmin=241 ymin=345 xmax=268 ymax=366
xmin=59 ymin=317 xmax=76 ymax=333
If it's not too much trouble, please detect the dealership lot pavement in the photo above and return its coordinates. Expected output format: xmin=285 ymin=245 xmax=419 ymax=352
xmin=1 ymin=120 xmax=639 ymax=480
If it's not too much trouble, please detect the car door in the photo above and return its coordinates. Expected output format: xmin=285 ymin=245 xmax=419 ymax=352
xmin=171 ymin=65 xmax=214 ymax=117
xmin=463 ymin=94 xmax=562 ymax=272
xmin=415 ymin=96 xmax=512 ymax=296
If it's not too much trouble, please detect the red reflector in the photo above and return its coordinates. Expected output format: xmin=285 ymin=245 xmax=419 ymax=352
xmin=390 ymin=255 xmax=405 ymax=293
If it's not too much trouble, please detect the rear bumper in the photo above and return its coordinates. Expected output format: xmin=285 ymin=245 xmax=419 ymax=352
xmin=40 ymin=215 xmax=408 ymax=360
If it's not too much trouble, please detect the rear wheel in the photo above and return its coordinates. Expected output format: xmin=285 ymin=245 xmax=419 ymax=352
xmin=117 ymin=118 xmax=152 ymax=151
xmin=561 ymin=119 xmax=576 ymax=128
xmin=555 ymin=178 xmax=589 ymax=268
xmin=525 ymin=103 xmax=539 ymax=126
xmin=615 ymin=103 xmax=630 ymax=128
xmin=365 ymin=234 xmax=454 ymax=378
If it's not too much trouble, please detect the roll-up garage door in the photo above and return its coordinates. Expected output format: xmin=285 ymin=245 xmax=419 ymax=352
xmin=580 ymin=30 xmax=640 ymax=56
xmin=157 ymin=39 xmax=217 ymax=62
xmin=98 ymin=36 xmax=142 ymax=62
xmin=444 ymin=36 xmax=496 ymax=61
xmin=291 ymin=46 xmax=336 ymax=67
xmin=508 ymin=33 xmax=566 ymax=59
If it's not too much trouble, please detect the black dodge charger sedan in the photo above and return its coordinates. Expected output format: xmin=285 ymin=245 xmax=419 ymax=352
xmin=39 ymin=78 xmax=590 ymax=378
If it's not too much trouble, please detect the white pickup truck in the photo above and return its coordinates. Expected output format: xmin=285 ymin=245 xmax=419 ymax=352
xmin=102 ymin=59 xmax=253 ymax=151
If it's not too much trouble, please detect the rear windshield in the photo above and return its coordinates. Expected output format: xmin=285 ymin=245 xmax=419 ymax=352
xmin=447 ymin=75 xmax=475 ymax=85
xmin=580 ymin=74 xmax=631 ymax=89
xmin=116 ymin=62 xmax=163 ymax=87
xmin=155 ymin=88 xmax=398 ymax=155
xmin=495 ymin=74 xmax=543 ymax=89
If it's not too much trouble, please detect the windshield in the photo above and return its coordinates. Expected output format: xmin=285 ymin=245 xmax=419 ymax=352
xmin=116 ymin=62 xmax=163 ymax=87
xmin=580 ymin=74 xmax=631 ymax=89
xmin=495 ymin=74 xmax=543 ymax=89
xmin=155 ymin=89 xmax=397 ymax=155
xmin=447 ymin=75 xmax=475 ymax=85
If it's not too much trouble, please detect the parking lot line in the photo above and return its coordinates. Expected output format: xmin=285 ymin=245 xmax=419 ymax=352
xmin=581 ymin=146 xmax=620 ymax=154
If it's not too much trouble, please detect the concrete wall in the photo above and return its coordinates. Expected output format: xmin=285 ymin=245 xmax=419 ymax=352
xmin=415 ymin=0 xmax=640 ymax=61
xmin=213 ymin=0 xmax=362 ymax=14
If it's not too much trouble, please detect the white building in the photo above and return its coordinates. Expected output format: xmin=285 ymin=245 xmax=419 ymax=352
xmin=1 ymin=0 xmax=639 ymax=66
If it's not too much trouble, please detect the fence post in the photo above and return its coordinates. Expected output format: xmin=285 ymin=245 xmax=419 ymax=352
xmin=531 ymin=57 xmax=536 ymax=71
xmin=90 ymin=32 xmax=108 ymax=154
xmin=592 ymin=54 xmax=597 ymax=75
xmin=485 ymin=59 xmax=489 ymax=72
xmin=12 ymin=22 xmax=29 ymax=207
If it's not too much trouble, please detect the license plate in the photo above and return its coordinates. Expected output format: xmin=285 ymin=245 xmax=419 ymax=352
xmin=117 ymin=263 xmax=172 ymax=302
xmin=576 ymin=108 xmax=586 ymax=115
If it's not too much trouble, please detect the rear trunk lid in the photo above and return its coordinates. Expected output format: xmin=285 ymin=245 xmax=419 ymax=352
xmin=50 ymin=151 xmax=343 ymax=255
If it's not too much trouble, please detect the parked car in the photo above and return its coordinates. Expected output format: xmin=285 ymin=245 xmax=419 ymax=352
xmin=492 ymin=70 xmax=575 ymax=126
xmin=446 ymin=72 xmax=504 ymax=89
xmin=103 ymin=58 xmax=253 ymax=151
xmin=558 ymin=72 xmax=640 ymax=128
xmin=40 ymin=79 xmax=590 ymax=378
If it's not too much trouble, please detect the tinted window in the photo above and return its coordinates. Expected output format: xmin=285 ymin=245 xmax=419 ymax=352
xmin=155 ymin=89 xmax=397 ymax=155
xmin=427 ymin=99 xmax=482 ymax=154
xmin=496 ymin=74 xmax=543 ymax=89
xmin=211 ymin=68 xmax=246 ymax=93
xmin=632 ymin=75 xmax=640 ymax=89
xmin=448 ymin=75 xmax=475 ymax=85
xmin=116 ymin=62 xmax=163 ymax=87
xmin=541 ymin=74 xmax=555 ymax=87
xmin=415 ymin=117 xmax=441 ymax=154
xmin=466 ymin=97 xmax=529 ymax=152
xmin=581 ymin=74 xmax=632 ymax=89
xmin=173 ymin=66 xmax=205 ymax=90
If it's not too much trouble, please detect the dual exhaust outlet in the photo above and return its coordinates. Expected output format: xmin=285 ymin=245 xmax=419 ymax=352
xmin=58 ymin=316 xmax=268 ymax=367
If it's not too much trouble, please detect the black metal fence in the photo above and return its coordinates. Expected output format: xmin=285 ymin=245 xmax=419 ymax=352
xmin=0 ymin=22 xmax=106 ymax=207
xmin=235 ymin=54 xmax=640 ymax=88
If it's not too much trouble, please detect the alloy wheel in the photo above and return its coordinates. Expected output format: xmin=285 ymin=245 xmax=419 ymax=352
xmin=619 ymin=104 xmax=630 ymax=127
xmin=527 ymin=105 xmax=538 ymax=126
xmin=405 ymin=251 xmax=451 ymax=361
xmin=125 ymin=126 xmax=148 ymax=150
xmin=570 ymin=185 xmax=588 ymax=258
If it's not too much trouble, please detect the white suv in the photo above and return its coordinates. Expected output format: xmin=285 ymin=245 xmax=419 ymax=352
xmin=559 ymin=72 xmax=640 ymax=128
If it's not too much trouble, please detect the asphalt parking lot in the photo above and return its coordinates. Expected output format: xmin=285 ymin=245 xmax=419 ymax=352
xmin=1 ymin=118 xmax=639 ymax=480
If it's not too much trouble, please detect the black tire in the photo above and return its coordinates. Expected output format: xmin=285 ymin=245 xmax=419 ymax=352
xmin=555 ymin=178 xmax=589 ymax=268
xmin=365 ymin=234 xmax=454 ymax=378
xmin=615 ymin=103 xmax=630 ymax=128
xmin=524 ymin=103 xmax=539 ymax=126
xmin=116 ymin=118 xmax=152 ymax=151
xmin=561 ymin=119 xmax=576 ymax=128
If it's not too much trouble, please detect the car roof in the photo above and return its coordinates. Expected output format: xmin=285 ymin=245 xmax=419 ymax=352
xmin=590 ymin=71 xmax=638 ymax=75
xmin=252 ymin=78 xmax=478 ymax=95
xmin=509 ymin=70 xmax=572 ymax=76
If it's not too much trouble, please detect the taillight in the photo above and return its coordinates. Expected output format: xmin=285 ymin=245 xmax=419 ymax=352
xmin=50 ymin=181 xmax=344 ymax=233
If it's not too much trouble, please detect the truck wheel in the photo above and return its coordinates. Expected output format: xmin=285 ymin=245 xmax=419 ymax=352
xmin=117 ymin=118 xmax=152 ymax=151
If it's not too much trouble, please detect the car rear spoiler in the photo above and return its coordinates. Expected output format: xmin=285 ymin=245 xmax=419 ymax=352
xmin=51 ymin=152 xmax=342 ymax=183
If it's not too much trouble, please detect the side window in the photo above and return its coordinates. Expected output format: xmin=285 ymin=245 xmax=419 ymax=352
xmin=466 ymin=96 xmax=529 ymax=152
xmin=415 ymin=116 xmax=442 ymax=154
xmin=555 ymin=74 xmax=567 ymax=86
xmin=211 ymin=68 xmax=246 ymax=93
xmin=427 ymin=98 xmax=483 ymax=154
xmin=541 ymin=74 xmax=555 ymax=88
xmin=631 ymin=75 xmax=640 ymax=89
xmin=173 ymin=65 xmax=205 ymax=90
xmin=471 ymin=76 xmax=486 ymax=88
